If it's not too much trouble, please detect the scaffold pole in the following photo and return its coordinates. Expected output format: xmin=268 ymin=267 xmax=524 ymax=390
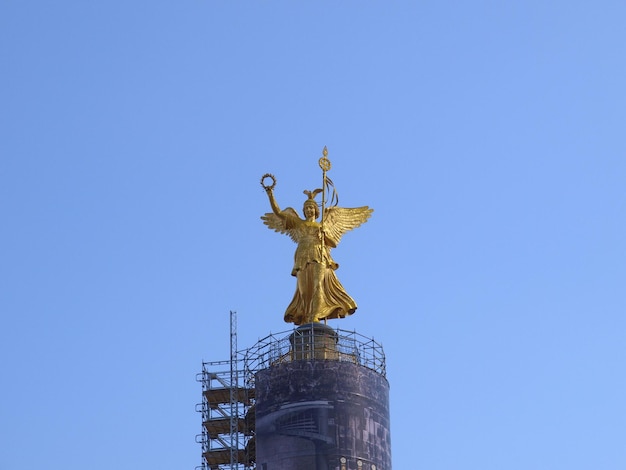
xmin=229 ymin=310 xmax=238 ymax=469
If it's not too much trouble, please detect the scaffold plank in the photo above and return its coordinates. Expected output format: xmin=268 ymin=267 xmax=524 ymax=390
xmin=203 ymin=417 xmax=251 ymax=437
xmin=203 ymin=387 xmax=255 ymax=406
xmin=203 ymin=448 xmax=250 ymax=467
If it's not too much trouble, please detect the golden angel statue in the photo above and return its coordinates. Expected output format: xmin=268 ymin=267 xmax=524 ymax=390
xmin=261 ymin=153 xmax=373 ymax=325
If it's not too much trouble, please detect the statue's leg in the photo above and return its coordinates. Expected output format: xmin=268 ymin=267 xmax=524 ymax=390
xmin=294 ymin=265 xmax=312 ymax=324
xmin=307 ymin=262 xmax=325 ymax=323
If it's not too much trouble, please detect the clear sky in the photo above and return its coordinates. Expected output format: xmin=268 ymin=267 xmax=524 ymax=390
xmin=1 ymin=1 xmax=625 ymax=469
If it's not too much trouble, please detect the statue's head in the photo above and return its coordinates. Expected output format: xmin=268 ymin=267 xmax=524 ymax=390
xmin=302 ymin=189 xmax=322 ymax=219
xmin=303 ymin=199 xmax=320 ymax=219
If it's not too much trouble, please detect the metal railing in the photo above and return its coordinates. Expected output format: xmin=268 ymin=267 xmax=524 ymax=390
xmin=243 ymin=327 xmax=386 ymax=379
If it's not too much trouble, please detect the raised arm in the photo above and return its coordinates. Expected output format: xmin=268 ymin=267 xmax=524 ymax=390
xmin=265 ymin=187 xmax=283 ymax=217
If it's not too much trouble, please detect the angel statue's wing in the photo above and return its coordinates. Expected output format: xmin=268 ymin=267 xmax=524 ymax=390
xmin=323 ymin=206 xmax=373 ymax=247
xmin=261 ymin=207 xmax=302 ymax=243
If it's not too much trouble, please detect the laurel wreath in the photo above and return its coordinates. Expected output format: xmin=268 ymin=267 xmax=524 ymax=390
xmin=260 ymin=173 xmax=276 ymax=191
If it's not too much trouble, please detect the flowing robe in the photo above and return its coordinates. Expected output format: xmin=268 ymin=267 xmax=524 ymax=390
xmin=283 ymin=220 xmax=356 ymax=325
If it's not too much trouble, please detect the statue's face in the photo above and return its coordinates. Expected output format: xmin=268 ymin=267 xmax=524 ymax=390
xmin=304 ymin=204 xmax=317 ymax=219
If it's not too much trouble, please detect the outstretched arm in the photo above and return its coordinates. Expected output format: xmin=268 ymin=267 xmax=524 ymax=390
xmin=265 ymin=187 xmax=283 ymax=217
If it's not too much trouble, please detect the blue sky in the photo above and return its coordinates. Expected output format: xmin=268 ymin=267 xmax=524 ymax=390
xmin=1 ymin=1 xmax=625 ymax=469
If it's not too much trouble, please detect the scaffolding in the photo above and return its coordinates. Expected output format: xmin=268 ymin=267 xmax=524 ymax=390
xmin=195 ymin=312 xmax=255 ymax=470
xmin=196 ymin=317 xmax=387 ymax=470
xmin=195 ymin=360 xmax=255 ymax=470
